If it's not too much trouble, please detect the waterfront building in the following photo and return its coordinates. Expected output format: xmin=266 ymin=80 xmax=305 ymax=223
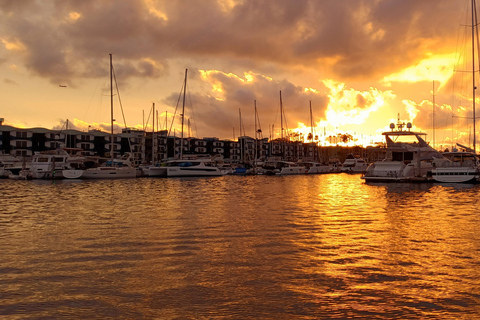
xmin=1 ymin=122 xmax=385 ymax=166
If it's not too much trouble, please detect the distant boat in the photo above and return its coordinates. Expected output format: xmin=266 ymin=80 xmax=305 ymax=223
xmin=0 ymin=154 xmax=29 ymax=178
xmin=340 ymin=154 xmax=368 ymax=174
xmin=165 ymin=158 xmax=223 ymax=177
xmin=297 ymin=161 xmax=333 ymax=174
xmin=63 ymin=54 xmax=136 ymax=179
xmin=261 ymin=159 xmax=306 ymax=175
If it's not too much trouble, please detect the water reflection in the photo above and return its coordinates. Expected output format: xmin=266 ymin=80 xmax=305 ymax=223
xmin=1 ymin=175 xmax=479 ymax=319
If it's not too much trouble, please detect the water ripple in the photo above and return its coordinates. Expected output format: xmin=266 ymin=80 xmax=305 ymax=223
xmin=1 ymin=175 xmax=480 ymax=319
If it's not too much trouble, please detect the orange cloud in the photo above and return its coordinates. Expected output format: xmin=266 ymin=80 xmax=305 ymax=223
xmin=323 ymin=80 xmax=395 ymax=127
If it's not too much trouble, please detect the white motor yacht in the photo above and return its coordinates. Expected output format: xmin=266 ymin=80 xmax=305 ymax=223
xmin=341 ymin=154 xmax=368 ymax=174
xmin=29 ymin=149 xmax=84 ymax=179
xmin=432 ymin=148 xmax=480 ymax=183
xmin=262 ymin=160 xmax=306 ymax=175
xmin=165 ymin=158 xmax=223 ymax=177
xmin=362 ymin=121 xmax=444 ymax=182
xmin=298 ymin=161 xmax=333 ymax=174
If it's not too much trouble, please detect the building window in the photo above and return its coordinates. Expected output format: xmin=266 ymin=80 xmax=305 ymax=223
xmin=16 ymin=140 xmax=27 ymax=148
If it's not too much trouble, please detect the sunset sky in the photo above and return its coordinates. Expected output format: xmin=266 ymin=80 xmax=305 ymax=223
xmin=1 ymin=0 xmax=479 ymax=149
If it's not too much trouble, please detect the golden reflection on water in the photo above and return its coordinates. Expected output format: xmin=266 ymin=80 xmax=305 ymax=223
xmin=1 ymin=175 xmax=480 ymax=319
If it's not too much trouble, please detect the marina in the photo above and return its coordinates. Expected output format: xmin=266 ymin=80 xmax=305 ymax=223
xmin=3 ymin=1 xmax=480 ymax=319
xmin=1 ymin=174 xmax=480 ymax=319
xmin=4 ymin=118 xmax=480 ymax=183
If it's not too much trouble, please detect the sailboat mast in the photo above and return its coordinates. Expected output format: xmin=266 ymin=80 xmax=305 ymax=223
xmin=65 ymin=119 xmax=69 ymax=148
xmin=432 ymin=81 xmax=435 ymax=150
xmin=280 ymin=91 xmax=284 ymax=141
xmin=310 ymin=101 xmax=314 ymax=143
xmin=310 ymin=101 xmax=315 ymax=161
xmin=280 ymin=90 xmax=285 ymax=159
xmin=110 ymin=53 xmax=114 ymax=163
xmin=152 ymin=102 xmax=155 ymax=164
xmin=181 ymin=69 xmax=187 ymax=160
xmin=473 ymin=0 xmax=477 ymax=153
xmin=254 ymin=100 xmax=257 ymax=167
xmin=239 ymin=108 xmax=243 ymax=163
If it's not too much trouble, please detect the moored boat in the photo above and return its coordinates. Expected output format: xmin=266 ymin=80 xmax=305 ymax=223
xmin=262 ymin=160 xmax=306 ymax=175
xmin=165 ymin=158 xmax=223 ymax=177
xmin=298 ymin=161 xmax=333 ymax=174
xmin=28 ymin=149 xmax=84 ymax=179
xmin=432 ymin=150 xmax=480 ymax=183
xmin=62 ymin=55 xmax=137 ymax=179
xmin=340 ymin=154 xmax=368 ymax=174
xmin=0 ymin=154 xmax=29 ymax=177
xmin=362 ymin=121 xmax=444 ymax=182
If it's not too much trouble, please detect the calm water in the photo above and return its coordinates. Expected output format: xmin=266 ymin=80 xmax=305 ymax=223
xmin=1 ymin=174 xmax=480 ymax=319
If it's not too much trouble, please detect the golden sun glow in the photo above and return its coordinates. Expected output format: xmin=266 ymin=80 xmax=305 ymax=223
xmin=285 ymin=80 xmax=397 ymax=147
xmin=382 ymin=54 xmax=456 ymax=86
xmin=322 ymin=79 xmax=395 ymax=127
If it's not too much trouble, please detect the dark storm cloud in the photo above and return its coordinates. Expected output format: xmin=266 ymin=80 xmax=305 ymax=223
xmin=0 ymin=0 xmax=464 ymax=82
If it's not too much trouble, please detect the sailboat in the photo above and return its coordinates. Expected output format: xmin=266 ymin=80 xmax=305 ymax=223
xmin=432 ymin=0 xmax=480 ymax=183
xmin=164 ymin=69 xmax=222 ymax=177
xmin=63 ymin=54 xmax=137 ymax=179
xmin=262 ymin=91 xmax=306 ymax=175
xmin=141 ymin=103 xmax=169 ymax=177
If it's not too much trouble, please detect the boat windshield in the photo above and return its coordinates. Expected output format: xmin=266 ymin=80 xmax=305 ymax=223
xmin=386 ymin=134 xmax=423 ymax=144
xmin=386 ymin=134 xmax=425 ymax=144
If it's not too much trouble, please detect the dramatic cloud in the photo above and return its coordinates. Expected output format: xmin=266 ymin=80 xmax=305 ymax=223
xmin=160 ymin=69 xmax=329 ymax=139
xmin=0 ymin=0 xmax=477 ymax=146
xmin=0 ymin=0 xmax=464 ymax=81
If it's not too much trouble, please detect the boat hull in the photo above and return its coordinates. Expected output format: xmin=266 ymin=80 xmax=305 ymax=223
xmin=147 ymin=166 xmax=167 ymax=177
xmin=166 ymin=167 xmax=223 ymax=177
xmin=62 ymin=169 xmax=84 ymax=179
xmin=432 ymin=167 xmax=479 ymax=183
xmin=70 ymin=167 xmax=137 ymax=179
xmin=278 ymin=167 xmax=306 ymax=175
